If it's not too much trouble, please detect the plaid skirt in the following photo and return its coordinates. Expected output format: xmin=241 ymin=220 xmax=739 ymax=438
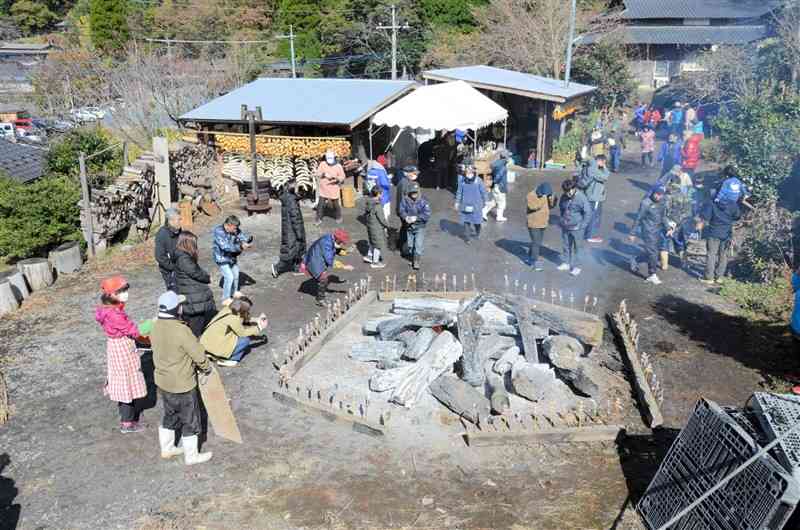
xmin=104 ymin=337 xmax=147 ymax=404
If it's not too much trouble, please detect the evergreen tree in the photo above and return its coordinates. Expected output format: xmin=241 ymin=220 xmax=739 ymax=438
xmin=89 ymin=0 xmax=129 ymax=55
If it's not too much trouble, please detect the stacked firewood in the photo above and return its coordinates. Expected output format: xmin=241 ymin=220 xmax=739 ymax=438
xmin=171 ymin=144 xmax=217 ymax=199
xmin=81 ymin=163 xmax=154 ymax=239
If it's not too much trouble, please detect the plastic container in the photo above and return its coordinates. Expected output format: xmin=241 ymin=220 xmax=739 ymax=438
xmin=340 ymin=185 xmax=356 ymax=208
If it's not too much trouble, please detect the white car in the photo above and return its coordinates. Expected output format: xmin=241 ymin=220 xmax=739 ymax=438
xmin=83 ymin=106 xmax=106 ymax=119
xmin=0 ymin=122 xmax=15 ymax=139
xmin=69 ymin=108 xmax=98 ymax=122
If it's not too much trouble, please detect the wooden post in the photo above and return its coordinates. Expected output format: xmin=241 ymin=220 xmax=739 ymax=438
xmin=122 ymin=141 xmax=129 ymax=167
xmin=153 ymin=137 xmax=171 ymax=225
xmin=78 ymin=152 xmax=95 ymax=258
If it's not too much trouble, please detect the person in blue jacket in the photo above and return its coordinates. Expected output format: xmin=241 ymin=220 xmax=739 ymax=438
xmin=398 ymin=182 xmax=432 ymax=270
xmin=212 ymin=215 xmax=253 ymax=300
xmin=303 ymin=229 xmax=352 ymax=306
xmin=657 ymin=133 xmax=683 ymax=177
xmin=792 ymin=267 xmax=800 ymax=357
xmin=366 ymin=156 xmax=392 ymax=221
xmin=700 ymin=196 xmax=741 ymax=284
xmin=483 ymin=150 xmax=509 ymax=222
xmin=557 ymin=179 xmax=590 ymax=276
xmin=455 ymin=165 xmax=488 ymax=245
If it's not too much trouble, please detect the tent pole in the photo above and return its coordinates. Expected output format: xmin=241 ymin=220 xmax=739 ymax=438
xmin=369 ymin=122 xmax=373 ymax=161
xmin=503 ymin=118 xmax=507 ymax=150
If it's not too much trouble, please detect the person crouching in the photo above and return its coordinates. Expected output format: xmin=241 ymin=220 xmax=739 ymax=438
xmin=201 ymin=296 xmax=267 ymax=367
xmin=303 ymin=229 xmax=353 ymax=306
xmin=149 ymin=291 xmax=213 ymax=465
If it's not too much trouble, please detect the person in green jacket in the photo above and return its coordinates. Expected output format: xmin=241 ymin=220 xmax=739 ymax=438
xmin=149 ymin=291 xmax=212 ymax=465
xmin=200 ymin=296 xmax=267 ymax=367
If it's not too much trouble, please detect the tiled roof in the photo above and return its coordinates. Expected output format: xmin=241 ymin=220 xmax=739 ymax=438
xmin=582 ymin=24 xmax=768 ymax=45
xmin=622 ymin=0 xmax=779 ymax=20
xmin=0 ymin=138 xmax=46 ymax=183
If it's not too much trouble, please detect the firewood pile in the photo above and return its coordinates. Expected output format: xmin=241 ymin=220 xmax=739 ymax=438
xmin=215 ymin=133 xmax=351 ymax=158
xmin=221 ymin=152 xmax=318 ymax=198
xmin=171 ymin=143 xmax=217 ymax=200
xmin=351 ymin=293 xmax=607 ymax=421
xmin=82 ymin=158 xmax=154 ymax=240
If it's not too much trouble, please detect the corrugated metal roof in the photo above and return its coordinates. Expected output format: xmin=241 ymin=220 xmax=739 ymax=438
xmin=179 ymin=78 xmax=417 ymax=128
xmin=0 ymin=138 xmax=46 ymax=183
xmin=622 ymin=0 xmax=779 ymax=20
xmin=583 ymin=24 xmax=768 ymax=45
xmin=422 ymin=65 xmax=595 ymax=103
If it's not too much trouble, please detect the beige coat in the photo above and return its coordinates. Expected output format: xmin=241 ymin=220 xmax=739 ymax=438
xmin=150 ymin=317 xmax=210 ymax=394
xmin=316 ymin=161 xmax=346 ymax=200
xmin=527 ymin=191 xmax=555 ymax=229
xmin=200 ymin=306 xmax=261 ymax=358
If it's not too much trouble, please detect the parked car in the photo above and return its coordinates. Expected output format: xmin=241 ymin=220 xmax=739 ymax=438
xmin=35 ymin=118 xmax=75 ymax=133
xmin=0 ymin=122 xmax=15 ymax=139
xmin=83 ymin=106 xmax=106 ymax=120
xmin=69 ymin=108 xmax=98 ymax=123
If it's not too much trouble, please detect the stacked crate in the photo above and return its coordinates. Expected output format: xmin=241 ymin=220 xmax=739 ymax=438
xmin=638 ymin=398 xmax=800 ymax=530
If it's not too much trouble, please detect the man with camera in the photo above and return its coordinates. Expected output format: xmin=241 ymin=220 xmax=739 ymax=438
xmin=212 ymin=215 xmax=253 ymax=300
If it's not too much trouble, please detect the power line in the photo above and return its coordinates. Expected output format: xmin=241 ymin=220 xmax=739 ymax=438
xmin=141 ymin=37 xmax=273 ymax=44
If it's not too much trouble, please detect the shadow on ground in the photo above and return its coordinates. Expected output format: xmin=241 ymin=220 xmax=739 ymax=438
xmin=652 ymin=294 xmax=800 ymax=385
xmin=0 ymin=454 xmax=19 ymax=530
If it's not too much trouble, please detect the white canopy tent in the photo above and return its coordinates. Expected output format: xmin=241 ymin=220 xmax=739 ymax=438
xmin=368 ymin=80 xmax=509 ymax=159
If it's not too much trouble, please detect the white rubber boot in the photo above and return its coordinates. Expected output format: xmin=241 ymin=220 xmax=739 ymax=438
xmin=158 ymin=426 xmax=184 ymax=459
xmin=496 ymin=208 xmax=507 ymax=222
xmin=182 ymin=435 xmax=212 ymax=465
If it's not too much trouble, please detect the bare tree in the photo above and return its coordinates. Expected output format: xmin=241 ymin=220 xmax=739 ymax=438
xmin=468 ymin=0 xmax=619 ymax=78
xmin=681 ymin=45 xmax=759 ymax=103
xmin=775 ymin=0 xmax=800 ymax=85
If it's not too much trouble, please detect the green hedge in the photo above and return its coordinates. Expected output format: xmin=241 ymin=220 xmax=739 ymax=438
xmin=0 ymin=175 xmax=82 ymax=260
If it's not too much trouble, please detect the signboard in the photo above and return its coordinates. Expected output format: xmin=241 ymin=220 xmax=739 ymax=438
xmin=553 ymin=97 xmax=586 ymax=120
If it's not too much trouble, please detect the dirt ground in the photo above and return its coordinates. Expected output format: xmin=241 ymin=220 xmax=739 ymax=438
xmin=0 ymin=141 xmax=795 ymax=530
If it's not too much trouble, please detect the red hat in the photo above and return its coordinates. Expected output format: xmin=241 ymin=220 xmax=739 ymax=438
xmin=332 ymin=229 xmax=351 ymax=245
xmin=377 ymin=154 xmax=387 ymax=167
xmin=101 ymin=275 xmax=128 ymax=295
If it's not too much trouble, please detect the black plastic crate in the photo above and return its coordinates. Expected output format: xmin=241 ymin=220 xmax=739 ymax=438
xmin=750 ymin=393 xmax=800 ymax=481
xmin=638 ymin=398 xmax=800 ymax=530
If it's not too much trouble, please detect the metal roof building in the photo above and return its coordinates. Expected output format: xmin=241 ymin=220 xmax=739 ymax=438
xmin=583 ymin=24 xmax=768 ymax=45
xmin=622 ymin=0 xmax=780 ymax=20
xmin=422 ymin=65 xmax=595 ymax=104
xmin=179 ymin=78 xmax=417 ymax=129
xmin=0 ymin=138 xmax=46 ymax=184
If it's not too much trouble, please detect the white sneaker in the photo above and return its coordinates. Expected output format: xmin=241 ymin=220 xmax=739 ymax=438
xmin=645 ymin=274 xmax=662 ymax=285
xmin=570 ymin=267 xmax=582 ymax=276
xmin=557 ymin=263 xmax=571 ymax=271
xmin=497 ymin=217 xmax=508 ymax=223
xmin=216 ymin=359 xmax=239 ymax=367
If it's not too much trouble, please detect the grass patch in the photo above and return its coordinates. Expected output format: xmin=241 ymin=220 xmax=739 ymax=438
xmin=717 ymin=276 xmax=793 ymax=322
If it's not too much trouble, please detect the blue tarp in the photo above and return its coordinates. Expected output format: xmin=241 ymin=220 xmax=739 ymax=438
xmin=179 ymin=78 xmax=417 ymax=128
xmin=422 ymin=65 xmax=595 ymax=103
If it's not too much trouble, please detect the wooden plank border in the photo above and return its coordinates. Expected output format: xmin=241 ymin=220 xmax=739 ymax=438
xmin=272 ymin=390 xmax=385 ymax=438
xmin=464 ymin=424 xmax=624 ymax=447
xmin=607 ymin=300 xmax=664 ymax=429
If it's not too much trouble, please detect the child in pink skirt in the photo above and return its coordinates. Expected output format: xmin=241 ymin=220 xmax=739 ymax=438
xmin=95 ymin=275 xmax=148 ymax=433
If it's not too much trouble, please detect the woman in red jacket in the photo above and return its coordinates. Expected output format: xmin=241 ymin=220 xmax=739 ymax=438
xmin=681 ymin=133 xmax=703 ymax=179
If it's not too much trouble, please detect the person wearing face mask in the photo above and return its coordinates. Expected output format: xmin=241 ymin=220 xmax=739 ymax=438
xmin=557 ymin=179 xmax=590 ymax=276
xmin=454 ymin=165 xmax=488 ymax=245
xmin=303 ymin=229 xmax=353 ymax=306
xmin=94 ymin=276 xmax=149 ymax=434
xmin=149 ymin=291 xmax=213 ymax=465
xmin=526 ymin=182 xmax=556 ymax=271
xmin=315 ymin=149 xmax=347 ymax=225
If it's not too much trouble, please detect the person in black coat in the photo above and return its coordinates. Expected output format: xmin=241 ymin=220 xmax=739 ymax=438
xmin=271 ymin=183 xmax=307 ymax=278
xmin=700 ymin=197 xmax=741 ymax=284
xmin=174 ymin=231 xmax=217 ymax=337
xmin=154 ymin=207 xmax=182 ymax=290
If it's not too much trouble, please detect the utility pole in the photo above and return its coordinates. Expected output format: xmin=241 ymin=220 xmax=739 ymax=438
xmin=78 ymin=152 xmax=95 ymax=258
xmin=377 ymin=5 xmax=410 ymax=80
xmin=564 ymin=0 xmax=577 ymax=88
xmin=276 ymin=26 xmax=297 ymax=78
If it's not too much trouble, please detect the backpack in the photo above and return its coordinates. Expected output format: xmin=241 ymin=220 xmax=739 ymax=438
xmin=576 ymin=164 xmax=593 ymax=190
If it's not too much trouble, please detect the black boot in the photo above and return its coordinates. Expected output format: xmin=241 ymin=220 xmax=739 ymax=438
xmin=315 ymin=277 xmax=329 ymax=306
